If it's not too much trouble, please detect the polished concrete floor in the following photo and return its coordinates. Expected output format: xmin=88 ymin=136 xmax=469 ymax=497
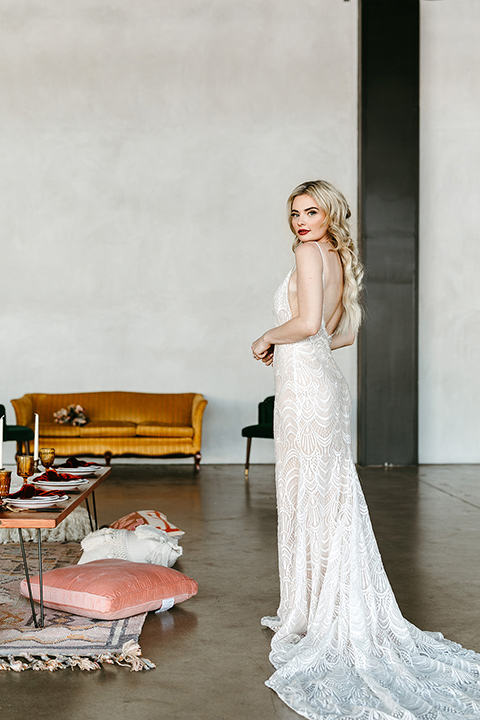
xmin=1 ymin=463 xmax=480 ymax=720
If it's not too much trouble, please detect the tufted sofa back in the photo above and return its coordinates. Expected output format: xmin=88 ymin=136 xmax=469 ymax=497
xmin=11 ymin=392 xmax=196 ymax=426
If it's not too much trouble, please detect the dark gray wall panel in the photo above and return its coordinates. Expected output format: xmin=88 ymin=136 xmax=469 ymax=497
xmin=358 ymin=0 xmax=419 ymax=465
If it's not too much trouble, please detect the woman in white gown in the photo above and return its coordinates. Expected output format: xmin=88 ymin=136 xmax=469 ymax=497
xmin=251 ymin=180 xmax=480 ymax=720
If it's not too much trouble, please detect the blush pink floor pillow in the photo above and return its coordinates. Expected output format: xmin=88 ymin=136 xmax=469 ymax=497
xmin=110 ymin=510 xmax=184 ymax=538
xmin=20 ymin=559 xmax=198 ymax=620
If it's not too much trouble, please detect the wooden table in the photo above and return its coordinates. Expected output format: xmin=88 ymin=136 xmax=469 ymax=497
xmin=0 ymin=467 xmax=111 ymax=627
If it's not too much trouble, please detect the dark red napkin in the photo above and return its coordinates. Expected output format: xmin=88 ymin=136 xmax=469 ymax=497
xmin=7 ymin=484 xmax=63 ymax=500
xmin=34 ymin=469 xmax=82 ymax=482
xmin=58 ymin=457 xmax=98 ymax=468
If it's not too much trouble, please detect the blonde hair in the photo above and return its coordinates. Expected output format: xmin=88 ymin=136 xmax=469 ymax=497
xmin=287 ymin=180 xmax=363 ymax=335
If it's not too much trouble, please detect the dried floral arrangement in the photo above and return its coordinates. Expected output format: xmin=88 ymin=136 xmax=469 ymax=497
xmin=53 ymin=404 xmax=89 ymax=426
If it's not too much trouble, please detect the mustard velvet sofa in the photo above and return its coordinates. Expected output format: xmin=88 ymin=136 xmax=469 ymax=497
xmin=11 ymin=391 xmax=208 ymax=469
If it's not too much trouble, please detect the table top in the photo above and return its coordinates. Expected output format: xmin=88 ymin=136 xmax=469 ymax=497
xmin=0 ymin=467 xmax=111 ymax=529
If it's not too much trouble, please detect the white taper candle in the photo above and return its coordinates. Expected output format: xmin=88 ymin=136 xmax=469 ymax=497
xmin=0 ymin=415 xmax=3 ymax=469
xmin=34 ymin=413 xmax=39 ymax=461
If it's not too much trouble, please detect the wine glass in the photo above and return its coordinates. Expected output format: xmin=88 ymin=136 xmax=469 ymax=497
xmin=39 ymin=447 xmax=56 ymax=470
xmin=17 ymin=454 xmax=34 ymax=485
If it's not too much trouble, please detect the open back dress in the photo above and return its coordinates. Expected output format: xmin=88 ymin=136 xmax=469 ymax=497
xmin=261 ymin=242 xmax=480 ymax=720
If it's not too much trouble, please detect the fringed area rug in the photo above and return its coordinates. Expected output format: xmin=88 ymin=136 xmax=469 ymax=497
xmin=0 ymin=542 xmax=155 ymax=672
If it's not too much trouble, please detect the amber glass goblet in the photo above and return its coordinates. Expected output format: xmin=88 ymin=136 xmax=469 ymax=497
xmin=17 ymin=454 xmax=34 ymax=485
xmin=0 ymin=470 xmax=12 ymax=498
xmin=39 ymin=447 xmax=55 ymax=470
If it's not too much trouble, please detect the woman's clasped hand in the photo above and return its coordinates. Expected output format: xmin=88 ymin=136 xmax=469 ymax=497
xmin=251 ymin=336 xmax=274 ymax=366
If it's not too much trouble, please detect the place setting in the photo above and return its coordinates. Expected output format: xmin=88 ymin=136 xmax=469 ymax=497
xmin=55 ymin=457 xmax=103 ymax=476
xmin=30 ymin=451 xmax=101 ymax=492
xmin=27 ymin=417 xmax=101 ymax=482
xmin=0 ymin=416 xmax=102 ymax=512
xmin=4 ymin=491 xmax=68 ymax=512
xmin=0 ymin=451 xmax=83 ymax=512
xmin=0 ymin=455 xmax=67 ymax=512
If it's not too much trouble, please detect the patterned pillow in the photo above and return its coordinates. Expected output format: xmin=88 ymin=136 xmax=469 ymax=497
xmin=110 ymin=510 xmax=184 ymax=538
xmin=20 ymin=558 xmax=198 ymax=620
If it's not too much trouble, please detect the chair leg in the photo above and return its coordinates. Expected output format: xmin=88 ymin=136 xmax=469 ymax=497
xmin=245 ymin=437 xmax=252 ymax=482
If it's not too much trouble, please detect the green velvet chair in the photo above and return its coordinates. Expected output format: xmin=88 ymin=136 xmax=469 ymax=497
xmin=1 ymin=404 xmax=34 ymax=458
xmin=241 ymin=396 xmax=274 ymax=481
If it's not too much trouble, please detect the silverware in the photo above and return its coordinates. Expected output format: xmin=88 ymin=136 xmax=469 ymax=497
xmin=2 ymin=504 xmax=63 ymax=513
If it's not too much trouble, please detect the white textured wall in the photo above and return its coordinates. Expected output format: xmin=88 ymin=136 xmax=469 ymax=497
xmin=419 ymin=1 xmax=480 ymax=462
xmin=1 ymin=1 xmax=358 ymax=464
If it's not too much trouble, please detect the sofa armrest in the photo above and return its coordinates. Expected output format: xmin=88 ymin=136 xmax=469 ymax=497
xmin=191 ymin=394 xmax=208 ymax=452
xmin=11 ymin=395 xmax=34 ymax=427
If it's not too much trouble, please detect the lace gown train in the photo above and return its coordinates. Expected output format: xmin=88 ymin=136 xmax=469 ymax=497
xmin=262 ymin=254 xmax=480 ymax=719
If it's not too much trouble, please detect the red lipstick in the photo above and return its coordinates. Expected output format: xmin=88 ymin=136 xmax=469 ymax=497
xmin=298 ymin=229 xmax=310 ymax=235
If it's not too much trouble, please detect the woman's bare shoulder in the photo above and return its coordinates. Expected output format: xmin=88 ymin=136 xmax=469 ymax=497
xmin=294 ymin=241 xmax=324 ymax=264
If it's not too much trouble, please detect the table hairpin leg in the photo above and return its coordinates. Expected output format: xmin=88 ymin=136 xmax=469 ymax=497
xmin=17 ymin=528 xmax=39 ymax=629
xmin=84 ymin=492 xmax=98 ymax=532
xmin=84 ymin=497 xmax=94 ymax=532
xmin=91 ymin=491 xmax=98 ymax=530
xmin=37 ymin=529 xmax=44 ymax=627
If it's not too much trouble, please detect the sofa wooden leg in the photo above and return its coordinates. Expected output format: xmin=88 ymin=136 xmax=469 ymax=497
xmin=104 ymin=451 xmax=112 ymax=466
xmin=194 ymin=452 xmax=201 ymax=472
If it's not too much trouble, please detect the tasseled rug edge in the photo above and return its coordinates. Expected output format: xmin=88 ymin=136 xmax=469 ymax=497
xmin=0 ymin=639 xmax=155 ymax=672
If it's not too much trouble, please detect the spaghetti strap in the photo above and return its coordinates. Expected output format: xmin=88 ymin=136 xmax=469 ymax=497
xmin=313 ymin=241 xmax=326 ymax=292
xmin=314 ymin=242 xmax=326 ymax=324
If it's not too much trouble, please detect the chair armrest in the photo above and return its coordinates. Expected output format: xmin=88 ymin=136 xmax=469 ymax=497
xmin=11 ymin=395 xmax=34 ymax=427
xmin=191 ymin=394 xmax=208 ymax=452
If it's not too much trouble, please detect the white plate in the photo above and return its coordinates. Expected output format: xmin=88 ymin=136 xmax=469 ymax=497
xmin=53 ymin=466 xmax=100 ymax=475
xmin=6 ymin=494 xmax=68 ymax=508
xmin=7 ymin=493 xmax=65 ymax=502
xmin=32 ymin=479 xmax=89 ymax=491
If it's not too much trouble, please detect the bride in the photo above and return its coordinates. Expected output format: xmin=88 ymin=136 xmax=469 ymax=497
xmin=251 ymin=180 xmax=480 ymax=720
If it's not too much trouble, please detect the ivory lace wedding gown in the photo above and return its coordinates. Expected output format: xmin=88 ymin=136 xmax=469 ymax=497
xmin=261 ymin=244 xmax=480 ymax=719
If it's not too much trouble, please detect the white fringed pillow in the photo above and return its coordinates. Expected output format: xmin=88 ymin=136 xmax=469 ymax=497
xmin=78 ymin=526 xmax=182 ymax=567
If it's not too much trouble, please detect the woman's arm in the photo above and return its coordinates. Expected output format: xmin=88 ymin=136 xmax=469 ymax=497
xmin=252 ymin=242 xmax=323 ymax=359
xmin=330 ymin=330 xmax=355 ymax=350
xmin=255 ymin=327 xmax=355 ymax=361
